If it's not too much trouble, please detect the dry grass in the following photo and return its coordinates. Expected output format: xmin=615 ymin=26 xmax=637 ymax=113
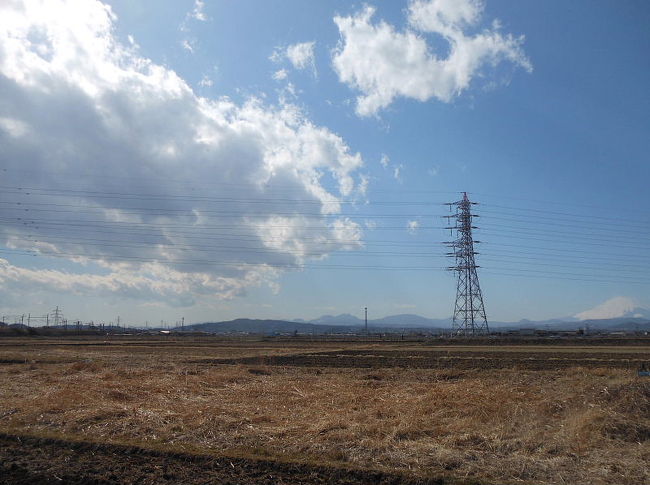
xmin=0 ymin=338 xmax=648 ymax=485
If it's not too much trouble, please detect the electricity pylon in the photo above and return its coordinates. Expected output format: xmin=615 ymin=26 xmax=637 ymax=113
xmin=51 ymin=306 xmax=64 ymax=328
xmin=444 ymin=193 xmax=489 ymax=335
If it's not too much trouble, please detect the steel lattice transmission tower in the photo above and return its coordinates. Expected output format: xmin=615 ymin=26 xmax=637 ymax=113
xmin=50 ymin=306 xmax=64 ymax=327
xmin=444 ymin=192 xmax=489 ymax=335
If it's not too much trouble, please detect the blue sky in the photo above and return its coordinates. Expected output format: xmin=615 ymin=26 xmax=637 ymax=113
xmin=0 ymin=0 xmax=649 ymax=325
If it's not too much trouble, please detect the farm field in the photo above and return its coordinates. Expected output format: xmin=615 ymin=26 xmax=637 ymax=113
xmin=0 ymin=336 xmax=648 ymax=484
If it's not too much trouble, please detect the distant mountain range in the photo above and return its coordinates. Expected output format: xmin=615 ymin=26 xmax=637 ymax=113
xmin=5 ymin=298 xmax=647 ymax=335
xmin=180 ymin=318 xmax=433 ymax=335
xmin=181 ymin=319 xmax=360 ymax=335
xmin=305 ymin=313 xmax=451 ymax=327
xmin=181 ymin=310 xmax=650 ymax=335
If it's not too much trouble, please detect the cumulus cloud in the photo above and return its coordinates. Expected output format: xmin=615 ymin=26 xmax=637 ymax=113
xmin=332 ymin=0 xmax=531 ymax=116
xmin=407 ymin=220 xmax=419 ymax=234
xmin=0 ymin=259 xmax=268 ymax=307
xmin=0 ymin=0 xmax=365 ymax=305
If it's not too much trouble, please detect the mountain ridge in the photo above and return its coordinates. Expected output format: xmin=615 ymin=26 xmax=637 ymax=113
xmin=181 ymin=313 xmax=650 ymax=334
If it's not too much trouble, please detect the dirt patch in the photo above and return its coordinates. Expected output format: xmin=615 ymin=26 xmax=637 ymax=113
xmin=193 ymin=349 xmax=647 ymax=370
xmin=0 ymin=358 xmax=76 ymax=365
xmin=0 ymin=433 xmax=454 ymax=485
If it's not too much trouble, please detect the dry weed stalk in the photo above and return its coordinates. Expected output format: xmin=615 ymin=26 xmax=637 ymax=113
xmin=0 ymin=339 xmax=647 ymax=485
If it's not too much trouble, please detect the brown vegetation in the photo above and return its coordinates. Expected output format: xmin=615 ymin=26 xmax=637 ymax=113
xmin=0 ymin=337 xmax=648 ymax=484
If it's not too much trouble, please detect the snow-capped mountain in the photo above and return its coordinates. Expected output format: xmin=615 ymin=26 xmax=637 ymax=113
xmin=574 ymin=296 xmax=650 ymax=320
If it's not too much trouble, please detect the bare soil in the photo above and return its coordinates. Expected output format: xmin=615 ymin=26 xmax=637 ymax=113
xmin=200 ymin=348 xmax=648 ymax=370
xmin=0 ymin=433 xmax=450 ymax=485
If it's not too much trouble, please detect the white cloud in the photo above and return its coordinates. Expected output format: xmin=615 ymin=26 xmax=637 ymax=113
xmin=0 ymin=259 xmax=268 ymax=307
xmin=574 ymin=297 xmax=640 ymax=321
xmin=181 ymin=38 xmax=195 ymax=53
xmin=378 ymin=154 xmax=403 ymax=181
xmin=180 ymin=0 xmax=208 ymax=53
xmin=0 ymin=117 xmax=29 ymax=137
xmin=198 ymin=74 xmax=213 ymax=87
xmin=269 ymin=48 xmax=283 ymax=64
xmin=271 ymin=42 xmax=317 ymax=76
xmin=272 ymin=69 xmax=288 ymax=81
xmin=277 ymin=81 xmax=299 ymax=104
xmin=393 ymin=163 xmax=403 ymax=182
xmin=407 ymin=220 xmax=419 ymax=234
xmin=190 ymin=0 xmax=207 ymax=22
xmin=408 ymin=0 xmax=481 ymax=34
xmin=286 ymin=41 xmax=316 ymax=71
xmin=332 ymin=0 xmax=531 ymax=116
xmin=358 ymin=173 xmax=369 ymax=196
xmin=0 ymin=0 xmax=365 ymax=305
xmin=428 ymin=165 xmax=439 ymax=176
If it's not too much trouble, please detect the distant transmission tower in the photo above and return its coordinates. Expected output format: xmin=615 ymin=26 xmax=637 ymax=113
xmin=444 ymin=193 xmax=489 ymax=335
xmin=51 ymin=306 xmax=64 ymax=328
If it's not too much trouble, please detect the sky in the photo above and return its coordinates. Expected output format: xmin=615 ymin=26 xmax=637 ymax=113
xmin=1 ymin=0 xmax=649 ymax=326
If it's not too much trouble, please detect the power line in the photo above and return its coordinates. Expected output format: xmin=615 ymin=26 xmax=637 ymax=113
xmin=9 ymin=232 xmax=650 ymax=274
xmin=481 ymin=270 xmax=650 ymax=285
xmin=474 ymin=192 xmax=650 ymax=217
xmin=3 ymin=182 xmax=650 ymax=289
xmin=8 ymin=234 xmax=449 ymax=258
xmin=0 ymin=186 xmax=445 ymax=206
xmin=479 ymin=229 xmax=650 ymax=251
xmin=480 ymin=212 xmax=650 ymax=236
xmin=0 ymin=248 xmax=447 ymax=271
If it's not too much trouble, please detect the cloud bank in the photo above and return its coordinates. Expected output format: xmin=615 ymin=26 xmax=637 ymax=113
xmin=332 ymin=0 xmax=531 ymax=116
xmin=0 ymin=0 xmax=365 ymax=306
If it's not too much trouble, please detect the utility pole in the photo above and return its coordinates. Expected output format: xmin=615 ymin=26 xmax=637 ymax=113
xmin=364 ymin=307 xmax=368 ymax=335
xmin=444 ymin=192 xmax=489 ymax=336
xmin=181 ymin=316 xmax=184 ymax=331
